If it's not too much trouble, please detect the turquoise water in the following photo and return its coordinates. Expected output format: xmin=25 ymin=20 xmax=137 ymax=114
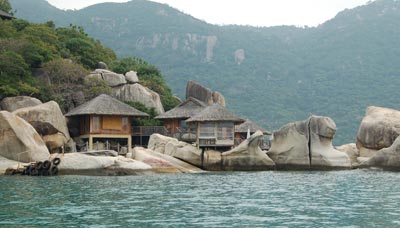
xmin=1 ymin=170 xmax=400 ymax=227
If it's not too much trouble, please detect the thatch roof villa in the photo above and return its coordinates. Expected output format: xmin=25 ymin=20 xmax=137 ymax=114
xmin=186 ymin=103 xmax=245 ymax=148
xmin=155 ymin=97 xmax=206 ymax=134
xmin=65 ymin=94 xmax=148 ymax=152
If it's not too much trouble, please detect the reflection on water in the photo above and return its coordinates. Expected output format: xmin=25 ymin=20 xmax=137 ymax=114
xmin=1 ymin=170 xmax=400 ymax=227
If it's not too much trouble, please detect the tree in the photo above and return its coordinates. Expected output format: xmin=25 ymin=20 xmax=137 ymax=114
xmin=0 ymin=0 xmax=12 ymax=14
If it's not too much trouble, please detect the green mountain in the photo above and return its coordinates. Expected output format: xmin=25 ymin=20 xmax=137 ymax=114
xmin=10 ymin=0 xmax=400 ymax=144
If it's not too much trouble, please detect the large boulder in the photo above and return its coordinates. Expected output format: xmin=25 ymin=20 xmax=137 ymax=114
xmin=13 ymin=101 xmax=70 ymax=137
xmin=87 ymin=69 xmax=126 ymax=87
xmin=148 ymin=133 xmax=178 ymax=153
xmin=0 ymin=111 xmax=50 ymax=163
xmin=55 ymin=153 xmax=152 ymax=175
xmin=222 ymin=131 xmax=275 ymax=171
xmin=212 ymin=91 xmax=226 ymax=107
xmin=131 ymin=147 xmax=203 ymax=173
xmin=267 ymin=120 xmax=310 ymax=168
xmin=336 ymin=143 xmax=360 ymax=166
xmin=0 ymin=96 xmax=42 ymax=112
xmin=113 ymin=84 xmax=164 ymax=114
xmin=0 ymin=156 xmax=23 ymax=175
xmin=97 ymin=61 xmax=108 ymax=69
xmin=13 ymin=101 xmax=71 ymax=152
xmin=185 ymin=81 xmax=225 ymax=106
xmin=362 ymin=136 xmax=400 ymax=170
xmin=148 ymin=133 xmax=221 ymax=170
xmin=125 ymin=71 xmax=139 ymax=84
xmin=309 ymin=116 xmax=351 ymax=168
xmin=268 ymin=116 xmax=351 ymax=169
xmin=357 ymin=106 xmax=400 ymax=157
xmin=164 ymin=140 xmax=203 ymax=167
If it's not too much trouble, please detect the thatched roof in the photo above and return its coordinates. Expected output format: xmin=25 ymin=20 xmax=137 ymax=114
xmin=65 ymin=94 xmax=149 ymax=117
xmin=186 ymin=103 xmax=245 ymax=124
xmin=235 ymin=119 xmax=271 ymax=135
xmin=0 ymin=9 xmax=14 ymax=20
xmin=155 ymin=97 xmax=206 ymax=119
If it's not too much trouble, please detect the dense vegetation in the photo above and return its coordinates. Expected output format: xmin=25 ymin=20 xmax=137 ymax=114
xmin=9 ymin=0 xmax=400 ymax=144
xmin=0 ymin=1 xmax=178 ymax=117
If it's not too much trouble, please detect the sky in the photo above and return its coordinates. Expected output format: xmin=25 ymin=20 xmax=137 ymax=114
xmin=46 ymin=0 xmax=372 ymax=27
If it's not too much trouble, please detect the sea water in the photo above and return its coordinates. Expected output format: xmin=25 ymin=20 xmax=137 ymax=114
xmin=1 ymin=170 xmax=400 ymax=227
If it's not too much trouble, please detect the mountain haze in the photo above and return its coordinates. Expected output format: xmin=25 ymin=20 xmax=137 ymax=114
xmin=10 ymin=0 xmax=400 ymax=144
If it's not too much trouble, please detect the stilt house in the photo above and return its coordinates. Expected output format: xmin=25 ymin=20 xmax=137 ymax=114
xmin=65 ymin=94 xmax=148 ymax=152
xmin=155 ymin=97 xmax=206 ymax=135
xmin=186 ymin=103 xmax=245 ymax=148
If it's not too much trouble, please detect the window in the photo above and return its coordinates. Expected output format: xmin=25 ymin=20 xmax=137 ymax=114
xmin=122 ymin=117 xmax=129 ymax=131
xmin=92 ymin=116 xmax=101 ymax=132
xmin=217 ymin=122 xmax=234 ymax=140
xmin=199 ymin=123 xmax=215 ymax=138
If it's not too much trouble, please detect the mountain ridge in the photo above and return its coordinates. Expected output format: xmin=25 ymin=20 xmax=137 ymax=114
xmin=10 ymin=0 xmax=400 ymax=144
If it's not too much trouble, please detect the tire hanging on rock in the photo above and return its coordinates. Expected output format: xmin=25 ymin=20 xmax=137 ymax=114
xmin=52 ymin=158 xmax=61 ymax=166
xmin=42 ymin=160 xmax=51 ymax=170
xmin=50 ymin=166 xmax=58 ymax=175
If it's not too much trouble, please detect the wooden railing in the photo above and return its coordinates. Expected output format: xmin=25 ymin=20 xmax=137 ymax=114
xmin=132 ymin=126 xmax=169 ymax=136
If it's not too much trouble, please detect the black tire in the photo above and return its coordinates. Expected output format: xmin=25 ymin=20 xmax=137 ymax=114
xmin=30 ymin=167 xmax=38 ymax=176
xmin=42 ymin=169 xmax=50 ymax=176
xmin=50 ymin=166 xmax=58 ymax=175
xmin=52 ymin=158 xmax=61 ymax=166
xmin=21 ymin=169 xmax=27 ymax=175
xmin=36 ymin=161 xmax=43 ymax=171
xmin=42 ymin=160 xmax=51 ymax=170
xmin=25 ymin=166 xmax=32 ymax=175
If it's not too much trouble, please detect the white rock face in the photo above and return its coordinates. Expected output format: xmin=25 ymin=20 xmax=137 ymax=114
xmin=148 ymin=133 xmax=220 ymax=170
xmin=222 ymin=131 xmax=275 ymax=170
xmin=113 ymin=84 xmax=164 ymax=114
xmin=125 ymin=71 xmax=139 ymax=84
xmin=336 ymin=143 xmax=360 ymax=166
xmin=0 ymin=96 xmax=42 ymax=112
xmin=56 ymin=153 xmax=152 ymax=175
xmin=185 ymin=81 xmax=226 ymax=106
xmin=132 ymin=147 xmax=203 ymax=173
xmin=309 ymin=116 xmax=351 ymax=168
xmin=268 ymin=116 xmax=351 ymax=169
xmin=0 ymin=111 xmax=50 ymax=163
xmin=87 ymin=69 xmax=127 ymax=87
xmin=357 ymin=106 xmax=400 ymax=157
xmin=362 ymin=136 xmax=400 ymax=169
xmin=0 ymin=156 xmax=22 ymax=175
xmin=234 ymin=49 xmax=245 ymax=65
xmin=267 ymin=121 xmax=310 ymax=168
xmin=13 ymin=101 xmax=70 ymax=139
xmin=165 ymin=140 xmax=203 ymax=167
xmin=148 ymin=133 xmax=178 ymax=153
xmin=13 ymin=101 xmax=71 ymax=153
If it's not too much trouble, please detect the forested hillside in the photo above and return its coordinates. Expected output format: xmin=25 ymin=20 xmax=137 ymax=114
xmin=9 ymin=0 xmax=400 ymax=144
xmin=0 ymin=1 xmax=178 ymax=115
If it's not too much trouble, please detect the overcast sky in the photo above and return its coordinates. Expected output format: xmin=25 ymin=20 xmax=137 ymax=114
xmin=46 ymin=0 xmax=371 ymax=27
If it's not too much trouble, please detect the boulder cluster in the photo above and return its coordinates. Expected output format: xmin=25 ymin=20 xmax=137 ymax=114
xmin=1 ymin=91 xmax=400 ymax=175
xmin=87 ymin=69 xmax=164 ymax=114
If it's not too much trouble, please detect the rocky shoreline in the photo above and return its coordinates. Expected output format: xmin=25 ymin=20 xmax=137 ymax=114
xmin=1 ymin=91 xmax=400 ymax=175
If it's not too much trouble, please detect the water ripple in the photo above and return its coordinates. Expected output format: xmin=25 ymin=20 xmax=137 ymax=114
xmin=1 ymin=170 xmax=400 ymax=227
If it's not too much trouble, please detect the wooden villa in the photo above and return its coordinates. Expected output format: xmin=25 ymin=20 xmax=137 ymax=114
xmin=186 ymin=103 xmax=245 ymax=148
xmin=65 ymin=94 xmax=149 ymax=152
xmin=155 ymin=97 xmax=206 ymax=141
